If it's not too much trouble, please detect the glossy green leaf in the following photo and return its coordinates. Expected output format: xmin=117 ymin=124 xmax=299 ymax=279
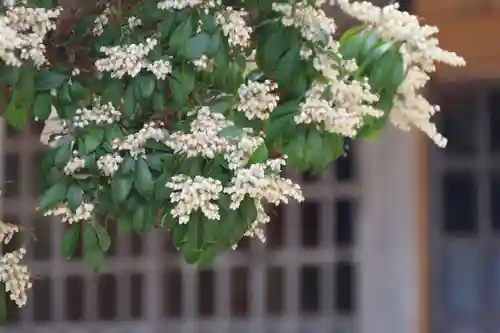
xmin=84 ymin=248 xmax=105 ymax=273
xmin=39 ymin=182 xmax=68 ymax=210
xmin=218 ymin=125 xmax=242 ymax=139
xmin=33 ymin=92 xmax=52 ymax=121
xmin=94 ymin=223 xmax=111 ymax=252
xmin=102 ymin=79 xmax=124 ymax=106
xmin=6 ymin=67 xmax=35 ymax=130
xmin=249 ymin=144 xmax=268 ymax=164
xmin=36 ymin=70 xmax=67 ymax=91
xmin=54 ymin=140 xmax=72 ymax=167
xmin=183 ymin=33 xmax=211 ymax=60
xmin=172 ymin=223 xmax=188 ymax=249
xmin=120 ymin=156 xmax=136 ymax=174
xmin=66 ymin=184 xmax=83 ymax=212
xmin=135 ymin=159 xmax=154 ymax=198
xmin=61 ymin=225 xmax=80 ymax=259
xmin=111 ymin=176 xmax=133 ymax=203
xmin=83 ymin=127 xmax=105 ymax=153
xmin=276 ymin=45 xmax=300 ymax=84
xmin=169 ymin=18 xmax=193 ymax=50
xmin=123 ymin=83 xmax=136 ymax=119
xmin=196 ymin=246 xmax=219 ymax=267
xmin=135 ymin=74 xmax=156 ymax=99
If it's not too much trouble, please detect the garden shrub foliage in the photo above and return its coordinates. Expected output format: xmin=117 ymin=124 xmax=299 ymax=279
xmin=0 ymin=0 xmax=464 ymax=312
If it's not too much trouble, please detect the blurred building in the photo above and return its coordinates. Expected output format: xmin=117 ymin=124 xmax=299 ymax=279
xmin=1 ymin=0 xmax=499 ymax=333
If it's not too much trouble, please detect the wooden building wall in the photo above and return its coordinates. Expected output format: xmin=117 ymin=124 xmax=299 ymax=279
xmin=415 ymin=0 xmax=500 ymax=79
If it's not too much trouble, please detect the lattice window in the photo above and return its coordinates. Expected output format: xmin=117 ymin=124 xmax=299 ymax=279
xmin=428 ymin=83 xmax=500 ymax=333
xmin=1 ymin=115 xmax=360 ymax=332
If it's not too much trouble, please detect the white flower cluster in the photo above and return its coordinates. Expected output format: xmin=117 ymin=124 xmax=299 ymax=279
xmin=92 ymin=5 xmax=111 ymax=36
xmin=163 ymin=106 xmax=303 ymax=237
xmin=95 ymin=38 xmax=172 ymax=79
xmin=0 ymin=221 xmax=31 ymax=308
xmin=215 ymin=7 xmax=252 ymax=49
xmin=272 ymin=1 xmax=381 ymax=137
xmin=113 ymin=122 xmax=168 ymax=158
xmin=166 ymin=175 xmax=223 ymax=224
xmin=73 ymin=101 xmax=121 ymax=128
xmin=44 ymin=202 xmax=94 ymax=224
xmin=192 ymin=54 xmax=213 ymax=72
xmin=127 ymin=16 xmax=142 ymax=29
xmin=97 ymin=154 xmax=123 ymax=177
xmin=333 ymin=0 xmax=466 ymax=146
xmin=295 ymin=82 xmax=381 ymax=137
xmin=165 ymin=107 xmax=264 ymax=169
xmin=224 ymin=158 xmax=304 ymax=209
xmin=0 ymin=5 xmax=61 ymax=67
xmin=237 ymin=80 xmax=280 ymax=120
xmin=64 ymin=153 xmax=86 ymax=175
xmin=273 ymin=2 xmax=337 ymax=49
xmin=165 ymin=157 xmax=303 ymax=237
xmin=158 ymin=0 xmax=221 ymax=11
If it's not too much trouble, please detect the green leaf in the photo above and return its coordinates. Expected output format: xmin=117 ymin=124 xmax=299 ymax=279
xmin=70 ymin=81 xmax=89 ymax=102
xmin=161 ymin=205 xmax=177 ymax=230
xmin=135 ymin=158 xmax=155 ymax=197
xmin=83 ymin=127 xmax=105 ymax=153
xmin=56 ymin=81 xmax=72 ymax=107
xmin=168 ymin=76 xmax=188 ymax=106
xmin=157 ymin=16 xmax=176 ymax=38
xmin=66 ymin=184 xmax=83 ymax=212
xmin=218 ymin=125 xmax=242 ymax=139
xmin=84 ymin=248 xmax=105 ymax=273
xmin=123 ymin=83 xmax=136 ymax=119
xmin=33 ymin=92 xmax=52 ymax=121
xmin=199 ymin=12 xmax=217 ymax=33
xmin=152 ymin=90 xmax=166 ymax=112
xmin=36 ymin=70 xmax=67 ymax=91
xmin=304 ymin=130 xmax=323 ymax=167
xmin=182 ymin=212 xmax=204 ymax=263
xmin=183 ymin=33 xmax=211 ymax=60
xmin=239 ymin=197 xmax=258 ymax=225
xmin=111 ymin=176 xmax=133 ymax=203
xmin=169 ymin=18 xmax=193 ymax=50
xmin=197 ymin=246 xmax=219 ymax=267
xmin=54 ymin=140 xmax=72 ymax=167
xmin=172 ymin=224 xmax=188 ymax=249
xmin=120 ymin=156 xmax=136 ymax=174
xmin=276 ymin=45 xmax=300 ymax=84
xmin=6 ymin=67 xmax=35 ymax=130
xmin=61 ymin=225 xmax=80 ymax=259
xmin=206 ymin=33 xmax=221 ymax=56
xmin=210 ymin=97 xmax=235 ymax=114
xmin=132 ymin=205 xmax=146 ymax=231
xmin=105 ymin=124 xmax=123 ymax=144
xmin=154 ymin=174 xmax=169 ymax=200
xmin=39 ymin=182 xmax=68 ymax=210
xmin=339 ymin=26 xmax=364 ymax=59
xmin=102 ymin=79 xmax=124 ymax=106
xmin=265 ymin=115 xmax=293 ymax=143
xmin=283 ymin=130 xmax=307 ymax=170
xmin=117 ymin=213 xmax=133 ymax=232
xmin=270 ymin=100 xmax=300 ymax=119
xmin=263 ymin=26 xmax=290 ymax=70
xmin=249 ymin=144 xmax=268 ymax=164
xmin=94 ymin=223 xmax=111 ymax=252
xmin=1 ymin=66 xmax=20 ymax=86
xmin=135 ymin=74 xmax=156 ymax=99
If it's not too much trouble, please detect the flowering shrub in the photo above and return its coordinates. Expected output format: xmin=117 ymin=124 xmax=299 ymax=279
xmin=0 ymin=0 xmax=464 ymax=312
